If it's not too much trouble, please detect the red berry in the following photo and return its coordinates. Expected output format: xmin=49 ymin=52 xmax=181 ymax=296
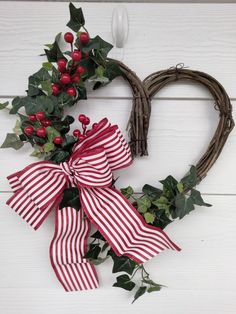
xmin=66 ymin=87 xmax=76 ymax=97
xmin=28 ymin=114 xmax=37 ymax=122
xmin=80 ymin=32 xmax=90 ymax=45
xmin=64 ymin=32 xmax=74 ymax=43
xmin=53 ymin=136 xmax=63 ymax=145
xmin=24 ymin=125 xmax=34 ymax=136
xmin=71 ymin=74 xmax=80 ymax=83
xmin=76 ymin=66 xmax=86 ymax=75
xmin=73 ymin=129 xmax=81 ymax=137
xmin=60 ymin=74 xmax=71 ymax=85
xmin=92 ymin=123 xmax=98 ymax=129
xmin=71 ymin=50 xmax=82 ymax=62
xmin=57 ymin=59 xmax=67 ymax=69
xmin=36 ymin=127 xmax=46 ymax=138
xmin=36 ymin=111 xmax=46 ymax=121
xmin=52 ymin=84 xmax=60 ymax=96
xmin=41 ymin=119 xmax=52 ymax=127
xmin=79 ymin=134 xmax=86 ymax=141
xmin=78 ymin=114 xmax=86 ymax=124
xmin=84 ymin=117 xmax=90 ymax=125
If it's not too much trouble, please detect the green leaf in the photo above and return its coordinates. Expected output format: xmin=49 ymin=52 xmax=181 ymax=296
xmin=67 ymin=3 xmax=85 ymax=32
xmin=147 ymin=286 xmax=162 ymax=293
xmin=59 ymin=187 xmax=81 ymax=210
xmin=30 ymin=145 xmax=43 ymax=157
xmin=0 ymin=101 xmax=9 ymax=110
xmin=160 ymin=175 xmax=178 ymax=197
xmin=181 ymin=165 xmax=198 ymax=188
xmin=190 ymin=189 xmax=212 ymax=207
xmin=41 ymin=80 xmax=52 ymax=95
xmin=113 ymin=274 xmax=136 ymax=291
xmin=142 ymin=184 xmax=163 ymax=200
xmin=144 ymin=212 xmax=155 ymax=224
xmin=108 ymin=250 xmax=137 ymax=275
xmin=42 ymin=62 xmax=53 ymax=71
xmin=90 ymin=230 xmax=106 ymax=241
xmin=9 ymin=97 xmax=25 ymax=114
xmin=152 ymin=196 xmax=170 ymax=215
xmin=104 ymin=61 xmax=122 ymax=81
xmin=153 ymin=209 xmax=172 ymax=229
xmin=89 ymin=256 xmax=109 ymax=265
xmin=13 ymin=120 xmax=22 ymax=136
xmin=33 ymin=67 xmax=51 ymax=82
xmin=28 ymin=76 xmax=41 ymax=97
xmin=95 ymin=65 xmax=105 ymax=77
xmin=44 ymin=34 xmax=64 ymax=62
xmin=57 ymin=92 xmax=75 ymax=108
xmin=24 ymin=95 xmax=56 ymax=115
xmin=80 ymin=38 xmax=99 ymax=53
xmin=120 ymin=186 xmax=134 ymax=199
xmin=85 ymin=243 xmax=101 ymax=259
xmin=174 ymin=194 xmax=194 ymax=219
xmin=43 ymin=142 xmax=55 ymax=153
xmin=93 ymin=35 xmax=113 ymax=59
xmin=47 ymin=149 xmax=70 ymax=164
xmin=177 ymin=182 xmax=184 ymax=193
xmin=137 ymin=196 xmax=152 ymax=213
xmin=1 ymin=133 xmax=24 ymax=150
xmin=132 ymin=286 xmax=147 ymax=303
xmin=46 ymin=126 xmax=61 ymax=143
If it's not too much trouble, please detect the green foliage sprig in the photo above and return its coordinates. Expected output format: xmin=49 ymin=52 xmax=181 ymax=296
xmin=84 ymin=166 xmax=211 ymax=303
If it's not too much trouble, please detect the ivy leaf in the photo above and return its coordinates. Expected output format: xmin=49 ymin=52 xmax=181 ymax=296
xmin=47 ymin=149 xmax=70 ymax=164
xmin=57 ymin=92 xmax=75 ymax=108
xmin=0 ymin=101 xmax=9 ymax=110
xmin=67 ymin=3 xmax=85 ymax=32
xmin=120 ymin=186 xmax=134 ymax=199
xmin=13 ymin=120 xmax=22 ymax=136
xmin=177 ymin=182 xmax=184 ymax=193
xmin=43 ymin=142 xmax=55 ymax=153
xmin=1 ymin=133 xmax=24 ymax=150
xmin=132 ymin=286 xmax=147 ymax=303
xmin=108 ymin=250 xmax=137 ymax=275
xmin=174 ymin=194 xmax=194 ymax=219
xmin=104 ymin=61 xmax=122 ymax=81
xmin=32 ymin=67 xmax=51 ymax=82
xmin=80 ymin=38 xmax=99 ymax=53
xmin=85 ymin=243 xmax=101 ymax=259
xmin=44 ymin=34 xmax=64 ymax=62
xmin=137 ymin=196 xmax=151 ymax=213
xmin=59 ymin=187 xmax=81 ymax=210
xmin=93 ymin=35 xmax=113 ymax=59
xmin=190 ymin=189 xmax=212 ymax=207
xmin=144 ymin=212 xmax=155 ymax=224
xmin=181 ymin=165 xmax=198 ymax=188
xmin=41 ymin=80 xmax=52 ymax=95
xmin=153 ymin=208 xmax=172 ymax=229
xmin=147 ymin=286 xmax=162 ymax=293
xmin=113 ymin=274 xmax=136 ymax=291
xmin=160 ymin=175 xmax=178 ymax=198
xmin=42 ymin=62 xmax=53 ymax=71
xmin=24 ymin=95 xmax=56 ymax=115
xmin=90 ymin=230 xmax=106 ymax=241
xmin=9 ymin=97 xmax=25 ymax=114
xmin=142 ymin=184 xmax=163 ymax=200
xmin=28 ymin=76 xmax=41 ymax=97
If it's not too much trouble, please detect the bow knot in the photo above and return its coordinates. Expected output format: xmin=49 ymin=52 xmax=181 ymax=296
xmin=60 ymin=161 xmax=76 ymax=186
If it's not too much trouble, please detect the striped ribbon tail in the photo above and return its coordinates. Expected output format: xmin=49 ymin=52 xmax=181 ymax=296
xmin=50 ymin=207 xmax=99 ymax=291
xmin=81 ymin=187 xmax=180 ymax=264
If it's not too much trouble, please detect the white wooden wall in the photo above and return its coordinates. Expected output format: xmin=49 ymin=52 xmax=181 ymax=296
xmin=0 ymin=2 xmax=236 ymax=313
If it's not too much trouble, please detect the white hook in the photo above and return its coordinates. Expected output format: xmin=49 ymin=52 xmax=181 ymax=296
xmin=111 ymin=6 xmax=129 ymax=49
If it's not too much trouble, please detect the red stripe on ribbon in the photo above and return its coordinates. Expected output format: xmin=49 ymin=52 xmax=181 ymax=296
xmin=6 ymin=118 xmax=180 ymax=291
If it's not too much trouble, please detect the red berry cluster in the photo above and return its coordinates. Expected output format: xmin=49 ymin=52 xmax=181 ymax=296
xmin=51 ymin=31 xmax=90 ymax=98
xmin=23 ymin=112 xmax=63 ymax=145
xmin=73 ymin=114 xmax=97 ymax=141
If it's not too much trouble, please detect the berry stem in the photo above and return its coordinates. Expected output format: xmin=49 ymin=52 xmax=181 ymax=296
xmin=70 ymin=43 xmax=74 ymax=53
xmin=82 ymin=125 xmax=87 ymax=135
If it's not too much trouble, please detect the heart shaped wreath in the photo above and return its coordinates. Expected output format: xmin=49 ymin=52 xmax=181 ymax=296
xmin=0 ymin=3 xmax=234 ymax=303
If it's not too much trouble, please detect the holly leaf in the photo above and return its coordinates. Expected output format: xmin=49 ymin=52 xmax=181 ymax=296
xmin=190 ymin=189 xmax=212 ymax=207
xmin=144 ymin=212 xmax=155 ymax=224
xmin=142 ymin=184 xmax=163 ymax=200
xmin=132 ymin=286 xmax=147 ymax=303
xmin=174 ymin=194 xmax=194 ymax=219
xmin=67 ymin=3 xmax=85 ymax=32
xmin=137 ymin=196 xmax=151 ymax=213
xmin=113 ymin=274 xmax=136 ymax=291
xmin=59 ymin=187 xmax=81 ymax=210
xmin=120 ymin=186 xmax=134 ymax=199
xmin=108 ymin=250 xmax=137 ymax=275
xmin=1 ymin=133 xmax=24 ymax=150
xmin=0 ymin=102 xmax=9 ymax=110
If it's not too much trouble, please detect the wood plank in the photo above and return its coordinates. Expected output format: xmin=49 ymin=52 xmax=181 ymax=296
xmin=0 ymin=98 xmax=235 ymax=193
xmin=0 ymin=2 xmax=236 ymax=98
xmin=0 ymin=193 xmax=235 ymax=314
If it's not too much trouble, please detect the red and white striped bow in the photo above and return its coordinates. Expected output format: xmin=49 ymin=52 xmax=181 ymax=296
xmin=6 ymin=118 xmax=180 ymax=291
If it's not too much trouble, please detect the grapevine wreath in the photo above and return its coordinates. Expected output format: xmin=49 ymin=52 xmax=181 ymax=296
xmin=0 ymin=3 xmax=234 ymax=303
